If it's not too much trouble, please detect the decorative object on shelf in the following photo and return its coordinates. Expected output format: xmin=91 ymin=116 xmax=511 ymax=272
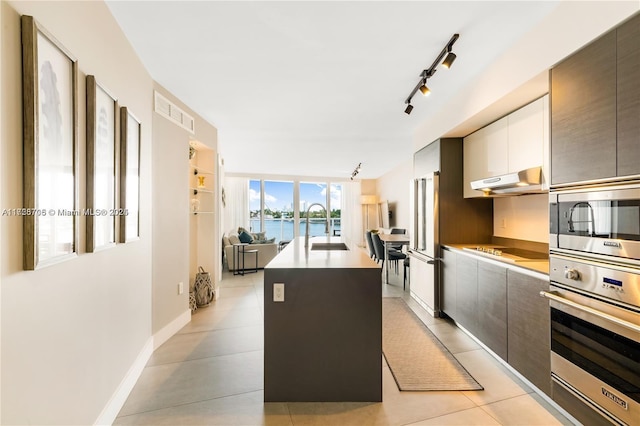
xmin=119 ymin=106 xmax=141 ymax=243
xmin=194 ymin=266 xmax=215 ymax=307
xmin=189 ymin=145 xmax=196 ymax=160
xmin=21 ymin=15 xmax=79 ymax=270
xmin=86 ymin=75 xmax=118 ymax=252
xmin=191 ymin=198 xmax=200 ymax=213
xmin=197 ymin=175 xmax=206 ymax=188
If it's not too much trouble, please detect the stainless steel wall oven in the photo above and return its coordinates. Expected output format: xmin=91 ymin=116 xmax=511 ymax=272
xmin=547 ymin=181 xmax=640 ymax=425
xmin=550 ymin=182 xmax=640 ymax=264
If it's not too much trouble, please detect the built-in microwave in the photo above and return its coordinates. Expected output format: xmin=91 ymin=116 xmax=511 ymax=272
xmin=550 ymin=181 xmax=640 ymax=264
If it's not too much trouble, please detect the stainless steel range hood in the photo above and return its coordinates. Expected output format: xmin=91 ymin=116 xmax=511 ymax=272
xmin=471 ymin=166 xmax=544 ymax=195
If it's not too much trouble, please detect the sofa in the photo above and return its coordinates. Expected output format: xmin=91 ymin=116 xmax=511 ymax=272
xmin=222 ymin=229 xmax=278 ymax=271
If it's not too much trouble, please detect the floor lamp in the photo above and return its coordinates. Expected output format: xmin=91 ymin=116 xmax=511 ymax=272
xmin=360 ymin=195 xmax=379 ymax=231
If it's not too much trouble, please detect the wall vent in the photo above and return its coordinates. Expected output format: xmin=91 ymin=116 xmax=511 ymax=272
xmin=154 ymin=91 xmax=195 ymax=134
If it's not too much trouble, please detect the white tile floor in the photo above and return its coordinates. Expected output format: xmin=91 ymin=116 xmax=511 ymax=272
xmin=114 ymin=268 xmax=575 ymax=425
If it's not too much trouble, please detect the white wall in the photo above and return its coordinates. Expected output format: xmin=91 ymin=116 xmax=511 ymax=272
xmin=1 ymin=2 xmax=153 ymax=424
xmin=151 ymin=84 xmax=219 ymax=344
xmin=413 ymin=2 xmax=639 ymax=151
xmin=493 ymin=194 xmax=549 ymax=243
xmin=375 ymin=159 xmax=413 ymax=232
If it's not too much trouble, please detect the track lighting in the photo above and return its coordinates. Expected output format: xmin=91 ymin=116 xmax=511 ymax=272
xmin=403 ymin=33 xmax=459 ymax=113
xmin=419 ymin=80 xmax=431 ymax=96
xmin=404 ymin=103 xmax=413 ymax=115
xmin=350 ymin=162 xmax=362 ymax=180
xmin=442 ymin=51 xmax=457 ymax=69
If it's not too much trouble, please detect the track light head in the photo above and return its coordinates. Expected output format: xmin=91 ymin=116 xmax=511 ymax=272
xmin=404 ymin=103 xmax=413 ymax=115
xmin=419 ymin=81 xmax=431 ymax=96
xmin=442 ymin=51 xmax=457 ymax=69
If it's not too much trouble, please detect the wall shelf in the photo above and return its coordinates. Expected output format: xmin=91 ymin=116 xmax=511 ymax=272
xmin=191 ymin=165 xmax=214 ymax=176
xmin=192 ymin=188 xmax=213 ymax=194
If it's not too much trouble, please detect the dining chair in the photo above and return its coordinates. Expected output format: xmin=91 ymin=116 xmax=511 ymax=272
xmin=372 ymin=232 xmax=406 ymax=274
xmin=365 ymin=231 xmax=376 ymax=261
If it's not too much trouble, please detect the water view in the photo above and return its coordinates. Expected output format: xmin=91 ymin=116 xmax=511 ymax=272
xmin=250 ymin=219 xmax=341 ymax=243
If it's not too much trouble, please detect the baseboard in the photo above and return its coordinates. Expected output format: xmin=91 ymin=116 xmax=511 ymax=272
xmin=94 ymin=337 xmax=153 ymax=425
xmin=409 ymin=291 xmax=436 ymax=317
xmin=94 ymin=310 xmax=191 ymax=425
xmin=153 ymin=309 xmax=191 ymax=350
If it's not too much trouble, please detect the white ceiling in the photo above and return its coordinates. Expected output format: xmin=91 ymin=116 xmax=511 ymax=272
xmin=106 ymin=1 xmax=564 ymax=180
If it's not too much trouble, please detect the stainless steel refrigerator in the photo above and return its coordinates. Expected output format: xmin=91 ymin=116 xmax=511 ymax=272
xmin=408 ymin=171 xmax=440 ymax=316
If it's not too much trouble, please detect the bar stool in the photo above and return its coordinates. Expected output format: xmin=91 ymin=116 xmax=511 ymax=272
xmin=233 ymin=243 xmax=258 ymax=276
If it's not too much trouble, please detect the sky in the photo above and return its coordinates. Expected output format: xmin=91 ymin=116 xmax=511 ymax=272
xmin=249 ymin=180 xmax=342 ymax=212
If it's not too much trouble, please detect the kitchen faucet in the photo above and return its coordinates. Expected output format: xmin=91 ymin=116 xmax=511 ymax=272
xmin=304 ymin=203 xmax=328 ymax=248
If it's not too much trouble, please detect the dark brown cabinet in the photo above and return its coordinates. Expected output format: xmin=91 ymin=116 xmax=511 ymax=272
xmin=617 ymin=13 xmax=640 ymax=177
xmin=551 ymin=13 xmax=640 ymax=185
xmin=477 ymin=262 xmax=508 ymax=360
xmin=443 ymin=248 xmax=552 ymax=396
xmin=441 ymin=248 xmax=457 ymax=319
xmin=550 ymin=31 xmax=616 ymax=184
xmin=455 ymin=254 xmax=478 ymax=336
xmin=507 ymin=270 xmax=551 ymax=395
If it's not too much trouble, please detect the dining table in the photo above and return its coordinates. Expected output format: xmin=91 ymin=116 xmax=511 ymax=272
xmin=378 ymin=233 xmax=410 ymax=284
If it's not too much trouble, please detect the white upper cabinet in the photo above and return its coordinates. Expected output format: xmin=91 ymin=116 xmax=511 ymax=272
xmin=463 ymin=117 xmax=508 ymax=198
xmin=463 ymin=95 xmax=549 ymax=198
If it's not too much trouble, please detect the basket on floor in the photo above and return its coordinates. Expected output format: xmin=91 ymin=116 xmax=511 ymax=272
xmin=194 ymin=266 xmax=215 ymax=307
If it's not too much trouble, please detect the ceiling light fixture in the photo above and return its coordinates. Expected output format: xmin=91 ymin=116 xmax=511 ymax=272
xmin=404 ymin=103 xmax=413 ymax=115
xmin=419 ymin=79 xmax=431 ymax=96
xmin=404 ymin=33 xmax=459 ymax=113
xmin=442 ymin=50 xmax=457 ymax=69
xmin=350 ymin=162 xmax=362 ymax=180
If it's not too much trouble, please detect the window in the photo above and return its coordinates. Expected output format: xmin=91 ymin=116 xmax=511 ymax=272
xmin=248 ymin=180 xmax=344 ymax=242
xmin=249 ymin=179 xmax=261 ymax=232
xmin=263 ymin=180 xmax=294 ymax=243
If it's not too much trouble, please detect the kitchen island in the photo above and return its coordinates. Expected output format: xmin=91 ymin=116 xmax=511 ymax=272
xmin=264 ymin=236 xmax=382 ymax=402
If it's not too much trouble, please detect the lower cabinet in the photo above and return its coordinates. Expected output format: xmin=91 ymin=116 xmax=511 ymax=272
xmin=410 ymin=254 xmax=436 ymax=313
xmin=441 ymin=248 xmax=457 ymax=319
xmin=455 ymin=254 xmax=478 ymax=336
xmin=507 ymin=269 xmax=551 ymax=395
xmin=477 ymin=262 xmax=508 ymax=360
xmin=442 ymin=248 xmax=552 ymax=396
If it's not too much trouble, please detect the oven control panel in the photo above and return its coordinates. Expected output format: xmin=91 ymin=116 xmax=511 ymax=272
xmin=550 ymin=255 xmax=640 ymax=308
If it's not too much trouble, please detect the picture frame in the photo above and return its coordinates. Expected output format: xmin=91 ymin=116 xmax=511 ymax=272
xmin=119 ymin=107 xmax=141 ymax=243
xmin=21 ymin=15 xmax=78 ymax=270
xmin=86 ymin=75 xmax=118 ymax=252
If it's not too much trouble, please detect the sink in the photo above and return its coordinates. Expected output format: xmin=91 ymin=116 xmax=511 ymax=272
xmin=310 ymin=242 xmax=349 ymax=251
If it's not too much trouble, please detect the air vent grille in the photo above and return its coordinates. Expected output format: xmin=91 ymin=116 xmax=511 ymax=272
xmin=154 ymin=91 xmax=195 ymax=133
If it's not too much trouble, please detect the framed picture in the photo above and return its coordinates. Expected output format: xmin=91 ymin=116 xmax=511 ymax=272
xmin=21 ymin=15 xmax=78 ymax=270
xmin=119 ymin=107 xmax=141 ymax=242
xmin=86 ymin=75 xmax=117 ymax=252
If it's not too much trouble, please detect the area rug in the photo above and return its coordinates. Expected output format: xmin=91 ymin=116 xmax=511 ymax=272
xmin=382 ymin=297 xmax=483 ymax=391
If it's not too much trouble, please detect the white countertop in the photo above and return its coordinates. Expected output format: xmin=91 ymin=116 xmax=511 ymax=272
xmin=444 ymin=244 xmax=549 ymax=276
xmin=265 ymin=236 xmax=381 ymax=269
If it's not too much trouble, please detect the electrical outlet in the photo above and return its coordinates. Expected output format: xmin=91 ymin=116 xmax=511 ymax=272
xmin=178 ymin=282 xmax=184 ymax=295
xmin=273 ymin=283 xmax=285 ymax=302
